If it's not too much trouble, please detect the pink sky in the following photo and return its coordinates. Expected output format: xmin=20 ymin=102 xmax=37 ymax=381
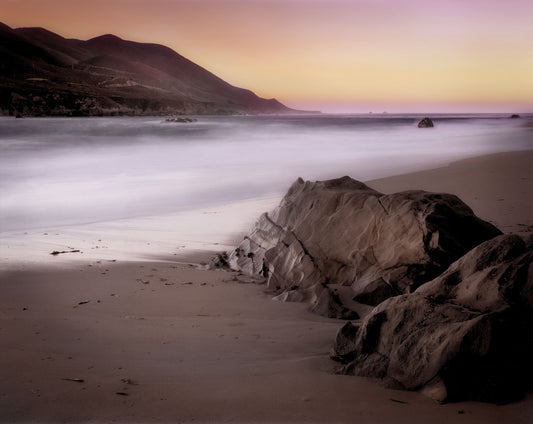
xmin=2 ymin=0 xmax=532 ymax=112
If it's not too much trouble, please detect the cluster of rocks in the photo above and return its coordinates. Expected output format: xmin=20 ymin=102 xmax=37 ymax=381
xmin=219 ymin=176 xmax=533 ymax=403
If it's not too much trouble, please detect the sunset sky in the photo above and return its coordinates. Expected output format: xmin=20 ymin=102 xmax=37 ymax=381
xmin=2 ymin=0 xmax=532 ymax=112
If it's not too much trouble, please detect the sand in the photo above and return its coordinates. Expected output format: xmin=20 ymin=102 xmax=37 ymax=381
xmin=0 ymin=196 xmax=281 ymax=269
xmin=1 ymin=150 xmax=532 ymax=423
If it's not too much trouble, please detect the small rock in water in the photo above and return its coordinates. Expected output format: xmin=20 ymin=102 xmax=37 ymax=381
xmin=417 ymin=117 xmax=434 ymax=128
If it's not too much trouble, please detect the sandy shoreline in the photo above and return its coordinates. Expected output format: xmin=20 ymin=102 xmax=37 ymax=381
xmin=0 ymin=196 xmax=281 ymax=270
xmin=1 ymin=150 xmax=532 ymax=423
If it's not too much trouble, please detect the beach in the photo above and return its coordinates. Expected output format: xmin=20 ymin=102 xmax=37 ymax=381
xmin=1 ymin=150 xmax=532 ymax=423
xmin=2 ymin=0 xmax=533 ymax=418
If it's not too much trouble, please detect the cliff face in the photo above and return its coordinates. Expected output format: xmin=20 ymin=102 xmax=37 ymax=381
xmin=0 ymin=23 xmax=293 ymax=116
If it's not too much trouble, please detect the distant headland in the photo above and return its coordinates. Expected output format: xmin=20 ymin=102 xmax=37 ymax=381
xmin=0 ymin=22 xmax=298 ymax=117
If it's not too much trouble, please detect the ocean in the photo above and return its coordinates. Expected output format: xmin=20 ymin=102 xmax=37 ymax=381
xmin=1 ymin=114 xmax=531 ymax=232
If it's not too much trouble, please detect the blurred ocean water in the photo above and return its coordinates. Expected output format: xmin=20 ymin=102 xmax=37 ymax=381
xmin=1 ymin=114 xmax=531 ymax=231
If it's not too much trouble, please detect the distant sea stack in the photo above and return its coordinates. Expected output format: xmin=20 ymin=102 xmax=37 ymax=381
xmin=418 ymin=117 xmax=434 ymax=127
xmin=0 ymin=22 xmax=295 ymax=117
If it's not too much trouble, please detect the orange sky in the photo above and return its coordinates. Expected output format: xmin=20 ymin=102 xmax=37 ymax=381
xmin=2 ymin=0 xmax=532 ymax=112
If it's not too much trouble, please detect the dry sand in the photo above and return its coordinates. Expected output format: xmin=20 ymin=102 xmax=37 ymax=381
xmin=1 ymin=150 xmax=532 ymax=423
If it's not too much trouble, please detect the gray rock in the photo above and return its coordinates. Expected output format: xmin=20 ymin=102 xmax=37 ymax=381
xmin=227 ymin=177 xmax=501 ymax=316
xmin=332 ymin=234 xmax=533 ymax=403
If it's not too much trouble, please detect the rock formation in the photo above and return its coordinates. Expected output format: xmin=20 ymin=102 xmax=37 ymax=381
xmin=227 ymin=177 xmax=501 ymax=317
xmin=332 ymin=234 xmax=533 ymax=403
xmin=418 ymin=117 xmax=434 ymax=127
xmin=223 ymin=176 xmax=533 ymax=403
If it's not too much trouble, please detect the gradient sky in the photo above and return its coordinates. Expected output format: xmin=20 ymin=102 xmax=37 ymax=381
xmin=2 ymin=0 xmax=532 ymax=112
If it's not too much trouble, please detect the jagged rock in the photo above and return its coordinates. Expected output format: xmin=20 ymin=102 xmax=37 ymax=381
xmin=332 ymin=234 xmax=533 ymax=404
xmin=331 ymin=321 xmax=359 ymax=362
xmin=227 ymin=177 xmax=501 ymax=316
xmin=418 ymin=117 xmax=434 ymax=128
xmin=210 ymin=252 xmax=229 ymax=268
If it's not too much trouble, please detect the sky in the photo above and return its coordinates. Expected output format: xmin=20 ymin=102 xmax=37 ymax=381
xmin=2 ymin=0 xmax=532 ymax=113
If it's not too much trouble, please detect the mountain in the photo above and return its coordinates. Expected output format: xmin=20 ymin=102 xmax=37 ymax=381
xmin=0 ymin=22 xmax=294 ymax=116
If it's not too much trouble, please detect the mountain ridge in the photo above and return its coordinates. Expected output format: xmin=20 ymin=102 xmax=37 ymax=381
xmin=0 ymin=22 xmax=295 ymax=116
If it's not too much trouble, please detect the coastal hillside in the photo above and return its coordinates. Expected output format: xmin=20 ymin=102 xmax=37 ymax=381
xmin=0 ymin=22 xmax=293 ymax=116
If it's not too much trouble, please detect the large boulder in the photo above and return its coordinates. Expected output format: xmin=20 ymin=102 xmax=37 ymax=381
xmin=332 ymin=234 xmax=533 ymax=403
xmin=227 ymin=177 xmax=501 ymax=316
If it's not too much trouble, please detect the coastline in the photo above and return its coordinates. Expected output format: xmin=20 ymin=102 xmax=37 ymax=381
xmin=1 ymin=150 xmax=532 ymax=422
